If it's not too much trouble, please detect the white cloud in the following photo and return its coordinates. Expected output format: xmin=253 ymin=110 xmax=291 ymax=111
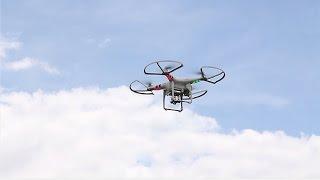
xmin=85 ymin=37 xmax=111 ymax=48
xmin=98 ymin=38 xmax=111 ymax=48
xmin=0 ymin=37 xmax=21 ymax=61
xmin=4 ymin=57 xmax=35 ymax=70
xmin=0 ymin=37 xmax=60 ymax=75
xmin=0 ymin=86 xmax=319 ymax=178
xmin=5 ymin=57 xmax=60 ymax=75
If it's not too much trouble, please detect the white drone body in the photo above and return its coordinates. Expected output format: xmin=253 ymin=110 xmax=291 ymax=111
xmin=130 ymin=60 xmax=225 ymax=112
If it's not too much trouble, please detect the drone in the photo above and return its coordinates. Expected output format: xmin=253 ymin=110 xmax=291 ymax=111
xmin=130 ymin=60 xmax=225 ymax=112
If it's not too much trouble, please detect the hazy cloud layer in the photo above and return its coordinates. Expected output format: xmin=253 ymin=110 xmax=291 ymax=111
xmin=0 ymin=86 xmax=319 ymax=178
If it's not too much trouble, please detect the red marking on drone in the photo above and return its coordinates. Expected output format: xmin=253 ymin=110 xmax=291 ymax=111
xmin=149 ymin=85 xmax=157 ymax=90
xmin=153 ymin=85 xmax=162 ymax=90
xmin=165 ymin=74 xmax=174 ymax=81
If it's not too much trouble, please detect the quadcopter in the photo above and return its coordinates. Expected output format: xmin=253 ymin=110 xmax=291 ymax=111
xmin=130 ymin=60 xmax=225 ymax=112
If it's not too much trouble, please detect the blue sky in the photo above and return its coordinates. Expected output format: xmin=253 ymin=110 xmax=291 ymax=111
xmin=1 ymin=0 xmax=320 ymax=136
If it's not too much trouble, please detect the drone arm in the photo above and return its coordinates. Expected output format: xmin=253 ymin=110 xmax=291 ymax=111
xmin=189 ymin=76 xmax=207 ymax=85
xmin=148 ymin=84 xmax=165 ymax=91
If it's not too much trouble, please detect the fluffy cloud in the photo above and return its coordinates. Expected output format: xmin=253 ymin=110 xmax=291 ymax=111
xmin=98 ymin=38 xmax=111 ymax=48
xmin=0 ymin=37 xmax=21 ymax=61
xmin=4 ymin=57 xmax=60 ymax=75
xmin=0 ymin=86 xmax=319 ymax=178
xmin=0 ymin=37 xmax=59 ymax=75
xmin=85 ymin=37 xmax=111 ymax=48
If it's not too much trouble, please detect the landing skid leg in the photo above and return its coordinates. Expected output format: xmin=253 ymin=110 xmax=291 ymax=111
xmin=163 ymin=90 xmax=183 ymax=112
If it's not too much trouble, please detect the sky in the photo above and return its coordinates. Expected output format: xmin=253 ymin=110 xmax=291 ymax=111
xmin=1 ymin=0 xmax=320 ymax=178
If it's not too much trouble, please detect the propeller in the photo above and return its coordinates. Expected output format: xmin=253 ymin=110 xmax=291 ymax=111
xmin=130 ymin=80 xmax=155 ymax=95
xmin=143 ymin=80 xmax=154 ymax=88
xmin=163 ymin=64 xmax=175 ymax=71
xmin=194 ymin=70 xmax=202 ymax=75
xmin=191 ymin=70 xmax=205 ymax=78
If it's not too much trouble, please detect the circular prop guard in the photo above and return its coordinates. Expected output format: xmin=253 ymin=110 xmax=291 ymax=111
xmin=200 ymin=66 xmax=225 ymax=84
xmin=192 ymin=90 xmax=208 ymax=99
xmin=129 ymin=80 xmax=154 ymax=95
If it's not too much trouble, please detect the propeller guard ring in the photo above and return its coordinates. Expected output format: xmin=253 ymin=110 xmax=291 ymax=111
xmin=200 ymin=66 xmax=225 ymax=84
xmin=129 ymin=80 xmax=154 ymax=95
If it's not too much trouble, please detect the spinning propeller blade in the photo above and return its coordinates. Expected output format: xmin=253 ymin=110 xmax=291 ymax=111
xmin=163 ymin=64 xmax=175 ymax=71
xmin=194 ymin=70 xmax=203 ymax=76
xmin=190 ymin=69 xmax=204 ymax=78
xmin=129 ymin=80 xmax=154 ymax=95
xmin=143 ymin=80 xmax=154 ymax=88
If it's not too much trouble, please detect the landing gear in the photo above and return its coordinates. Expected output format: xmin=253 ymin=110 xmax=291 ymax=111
xmin=163 ymin=90 xmax=183 ymax=112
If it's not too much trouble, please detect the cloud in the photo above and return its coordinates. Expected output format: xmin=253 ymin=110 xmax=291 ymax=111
xmin=85 ymin=37 xmax=111 ymax=48
xmin=98 ymin=38 xmax=111 ymax=48
xmin=0 ymin=36 xmax=59 ymax=75
xmin=4 ymin=57 xmax=60 ymax=75
xmin=0 ymin=86 xmax=319 ymax=178
xmin=0 ymin=37 xmax=21 ymax=61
